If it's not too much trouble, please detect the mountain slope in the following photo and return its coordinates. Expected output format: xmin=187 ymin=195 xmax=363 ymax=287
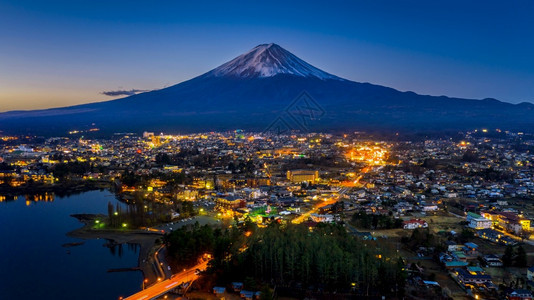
xmin=204 ymin=43 xmax=342 ymax=80
xmin=1 ymin=43 xmax=533 ymax=135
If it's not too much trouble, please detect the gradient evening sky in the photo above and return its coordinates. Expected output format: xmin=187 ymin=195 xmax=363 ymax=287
xmin=1 ymin=0 xmax=533 ymax=111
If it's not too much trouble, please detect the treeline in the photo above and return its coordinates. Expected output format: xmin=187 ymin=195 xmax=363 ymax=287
xmin=51 ymin=161 xmax=108 ymax=178
xmin=351 ymin=211 xmax=403 ymax=230
xmin=401 ymin=228 xmax=446 ymax=254
xmin=165 ymin=222 xmax=236 ymax=268
xmin=165 ymin=222 xmax=406 ymax=296
xmin=107 ymin=194 xmax=172 ymax=228
xmin=502 ymin=245 xmax=527 ymax=267
xmin=468 ymin=168 xmax=514 ymax=182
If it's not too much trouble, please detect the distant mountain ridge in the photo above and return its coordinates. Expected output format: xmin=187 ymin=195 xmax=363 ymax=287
xmin=1 ymin=43 xmax=533 ymax=135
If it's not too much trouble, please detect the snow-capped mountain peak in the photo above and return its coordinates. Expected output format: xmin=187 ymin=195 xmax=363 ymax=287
xmin=205 ymin=43 xmax=343 ymax=80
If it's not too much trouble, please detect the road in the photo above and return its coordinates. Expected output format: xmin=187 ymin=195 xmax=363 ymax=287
xmin=124 ymin=259 xmax=209 ymax=300
xmin=292 ymin=187 xmax=351 ymax=224
xmin=134 ymin=216 xmax=219 ymax=288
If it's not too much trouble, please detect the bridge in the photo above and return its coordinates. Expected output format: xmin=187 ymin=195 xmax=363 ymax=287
xmin=123 ymin=258 xmax=209 ymax=300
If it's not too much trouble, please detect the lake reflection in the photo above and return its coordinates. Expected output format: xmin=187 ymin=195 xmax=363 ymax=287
xmin=0 ymin=190 xmax=142 ymax=300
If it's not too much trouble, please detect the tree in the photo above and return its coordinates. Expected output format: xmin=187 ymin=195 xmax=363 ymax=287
xmin=107 ymin=201 xmax=114 ymax=226
xmin=503 ymin=245 xmax=514 ymax=267
xmin=459 ymin=228 xmax=474 ymax=243
xmin=515 ymin=245 xmax=527 ymax=267
xmin=259 ymin=286 xmax=273 ymax=300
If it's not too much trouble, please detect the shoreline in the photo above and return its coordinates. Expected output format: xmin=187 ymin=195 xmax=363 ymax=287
xmin=0 ymin=181 xmax=111 ymax=198
xmin=67 ymin=214 xmax=166 ymax=288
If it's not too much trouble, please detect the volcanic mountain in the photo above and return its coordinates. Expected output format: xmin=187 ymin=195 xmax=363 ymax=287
xmin=2 ymin=43 xmax=534 ymax=135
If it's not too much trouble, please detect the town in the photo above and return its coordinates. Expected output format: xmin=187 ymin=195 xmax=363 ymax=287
xmin=3 ymin=128 xmax=534 ymax=299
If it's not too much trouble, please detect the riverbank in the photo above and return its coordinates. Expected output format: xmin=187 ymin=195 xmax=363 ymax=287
xmin=0 ymin=180 xmax=110 ymax=197
xmin=67 ymin=214 xmax=166 ymax=287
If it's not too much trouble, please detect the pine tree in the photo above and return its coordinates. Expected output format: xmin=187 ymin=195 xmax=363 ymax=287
xmin=515 ymin=245 xmax=527 ymax=267
xmin=503 ymin=245 xmax=514 ymax=267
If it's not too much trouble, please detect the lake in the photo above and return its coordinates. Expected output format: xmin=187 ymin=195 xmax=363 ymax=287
xmin=0 ymin=190 xmax=142 ymax=299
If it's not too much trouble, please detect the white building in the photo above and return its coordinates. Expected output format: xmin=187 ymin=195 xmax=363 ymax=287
xmin=467 ymin=212 xmax=492 ymax=229
xmin=310 ymin=213 xmax=334 ymax=223
xmin=403 ymin=219 xmax=428 ymax=230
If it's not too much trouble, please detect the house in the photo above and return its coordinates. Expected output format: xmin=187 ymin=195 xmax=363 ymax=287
xmin=463 ymin=242 xmax=479 ymax=256
xmin=467 ymin=212 xmax=492 ymax=229
xmin=445 ymin=241 xmax=462 ymax=252
xmin=421 ymin=204 xmax=439 ymax=212
xmin=287 ymin=170 xmax=319 ymax=183
xmin=444 ymin=261 xmax=468 ymax=269
xmin=481 ymin=211 xmax=530 ymax=235
xmin=310 ymin=213 xmax=335 ymax=223
xmin=507 ymin=289 xmax=533 ymax=300
xmin=483 ymin=254 xmax=503 ymax=267
xmin=455 ymin=268 xmax=492 ymax=285
xmin=213 ymin=286 xmax=226 ymax=295
xmin=240 ymin=290 xmax=255 ymax=300
xmin=528 ymin=266 xmax=534 ymax=281
xmin=475 ymin=228 xmax=518 ymax=245
xmin=403 ymin=219 xmax=428 ymax=230
xmin=216 ymin=195 xmax=245 ymax=209
xmin=451 ymin=251 xmax=467 ymax=262
xmin=354 ymin=231 xmax=376 ymax=240
xmin=232 ymin=282 xmax=244 ymax=292
xmin=422 ymin=281 xmax=440 ymax=287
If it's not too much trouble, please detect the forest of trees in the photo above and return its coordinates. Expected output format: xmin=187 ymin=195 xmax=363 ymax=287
xmin=51 ymin=161 xmax=92 ymax=178
xmin=351 ymin=211 xmax=403 ymax=230
xmin=502 ymin=245 xmax=527 ymax=267
xmin=106 ymin=193 xmax=175 ymax=228
xmin=165 ymin=221 xmax=406 ymax=296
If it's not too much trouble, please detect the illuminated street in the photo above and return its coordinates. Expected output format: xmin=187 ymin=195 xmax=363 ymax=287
xmin=124 ymin=258 xmax=209 ymax=300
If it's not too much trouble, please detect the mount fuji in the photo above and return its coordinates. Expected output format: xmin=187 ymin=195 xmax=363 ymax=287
xmin=1 ymin=43 xmax=534 ymax=135
xmin=205 ymin=43 xmax=342 ymax=80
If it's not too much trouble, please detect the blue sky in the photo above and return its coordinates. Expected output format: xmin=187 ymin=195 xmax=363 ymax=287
xmin=1 ymin=0 xmax=533 ymax=111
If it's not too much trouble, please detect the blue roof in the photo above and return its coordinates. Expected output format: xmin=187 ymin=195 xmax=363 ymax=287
xmin=240 ymin=290 xmax=255 ymax=298
xmin=467 ymin=266 xmax=484 ymax=272
xmin=445 ymin=261 xmax=468 ymax=267
xmin=465 ymin=242 xmax=479 ymax=248
xmin=457 ymin=268 xmax=491 ymax=279
xmin=213 ymin=287 xmax=226 ymax=293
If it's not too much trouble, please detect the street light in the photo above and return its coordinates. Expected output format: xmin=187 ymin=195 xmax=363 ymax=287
xmin=142 ymin=278 xmax=148 ymax=289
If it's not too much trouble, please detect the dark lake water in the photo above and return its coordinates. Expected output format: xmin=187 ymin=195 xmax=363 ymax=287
xmin=0 ymin=190 xmax=142 ymax=300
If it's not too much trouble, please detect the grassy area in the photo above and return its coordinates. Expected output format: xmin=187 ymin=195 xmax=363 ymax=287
xmin=425 ymin=214 xmax=465 ymax=234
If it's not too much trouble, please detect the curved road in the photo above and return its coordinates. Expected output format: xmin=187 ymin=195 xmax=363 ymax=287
xmin=124 ymin=259 xmax=209 ymax=300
